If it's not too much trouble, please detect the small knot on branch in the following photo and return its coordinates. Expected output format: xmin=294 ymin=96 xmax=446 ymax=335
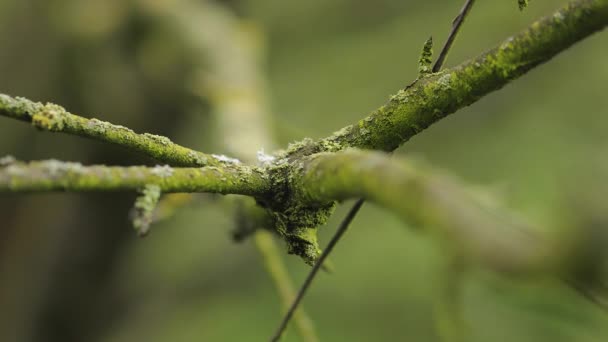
xmin=131 ymin=184 xmax=162 ymax=237
xmin=257 ymin=156 xmax=336 ymax=265
xmin=32 ymin=103 xmax=67 ymax=131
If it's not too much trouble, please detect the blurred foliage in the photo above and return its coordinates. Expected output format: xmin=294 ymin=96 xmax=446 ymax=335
xmin=1 ymin=0 xmax=608 ymax=341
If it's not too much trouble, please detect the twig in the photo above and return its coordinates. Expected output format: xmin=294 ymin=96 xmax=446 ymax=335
xmin=270 ymin=199 xmax=365 ymax=342
xmin=255 ymin=230 xmax=320 ymax=342
xmin=0 ymin=94 xmax=222 ymax=167
xmin=131 ymin=184 xmax=162 ymax=237
xmin=0 ymin=159 xmax=269 ymax=195
xmin=433 ymin=0 xmax=476 ymax=72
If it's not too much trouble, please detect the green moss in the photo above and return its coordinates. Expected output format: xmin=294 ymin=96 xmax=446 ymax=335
xmin=418 ymin=36 xmax=434 ymax=76
xmin=518 ymin=0 xmax=529 ymax=11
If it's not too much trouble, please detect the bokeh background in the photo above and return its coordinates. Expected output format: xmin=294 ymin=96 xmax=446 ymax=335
xmin=1 ymin=0 xmax=608 ymax=341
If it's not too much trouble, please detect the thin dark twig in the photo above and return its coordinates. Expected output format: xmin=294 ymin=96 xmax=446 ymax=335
xmin=432 ymin=0 xmax=476 ymax=72
xmin=270 ymin=199 xmax=365 ymax=342
xmin=564 ymin=278 xmax=608 ymax=313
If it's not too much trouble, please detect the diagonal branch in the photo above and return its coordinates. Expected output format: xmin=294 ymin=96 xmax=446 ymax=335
xmin=0 ymin=94 xmax=225 ymax=167
xmin=0 ymin=159 xmax=270 ymax=195
xmin=300 ymin=0 xmax=608 ymax=156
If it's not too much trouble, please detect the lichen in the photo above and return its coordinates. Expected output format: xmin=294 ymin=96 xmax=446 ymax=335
xmin=87 ymin=118 xmax=108 ymax=133
xmin=280 ymin=136 xmax=345 ymax=162
xmin=143 ymin=133 xmax=173 ymax=146
xmin=39 ymin=160 xmax=85 ymax=177
xmin=151 ymin=165 xmax=174 ymax=178
xmin=32 ymin=103 xmax=67 ymax=131
xmin=212 ymin=154 xmax=241 ymax=164
xmin=390 ymin=89 xmax=410 ymax=104
xmin=187 ymin=150 xmax=208 ymax=166
xmin=257 ymin=148 xmax=276 ymax=166
xmin=554 ymin=11 xmax=565 ymax=22
xmin=255 ymin=155 xmax=336 ymax=265
xmin=131 ymin=184 xmax=161 ymax=236
xmin=0 ymin=95 xmax=43 ymax=119
xmin=437 ymin=73 xmax=452 ymax=90
xmin=0 ymin=155 xmax=16 ymax=167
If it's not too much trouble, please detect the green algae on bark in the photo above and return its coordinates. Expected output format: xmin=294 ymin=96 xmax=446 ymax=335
xmin=0 ymin=94 xmax=223 ymax=167
xmin=0 ymin=159 xmax=271 ymax=196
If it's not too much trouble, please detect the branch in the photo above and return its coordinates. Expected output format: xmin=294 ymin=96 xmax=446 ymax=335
xmin=0 ymin=94 xmax=225 ymax=167
xmin=131 ymin=184 xmax=162 ymax=237
xmin=293 ymin=149 xmax=573 ymax=276
xmin=301 ymin=0 xmax=608 ymax=155
xmin=0 ymin=159 xmax=270 ymax=195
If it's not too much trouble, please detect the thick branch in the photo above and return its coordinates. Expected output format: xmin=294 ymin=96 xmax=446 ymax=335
xmin=0 ymin=159 xmax=269 ymax=195
xmin=310 ymin=0 xmax=607 ymax=154
xmin=293 ymin=150 xmax=565 ymax=275
xmin=0 ymin=94 xmax=225 ymax=167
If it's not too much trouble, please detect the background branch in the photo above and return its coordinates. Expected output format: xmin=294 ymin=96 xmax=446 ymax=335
xmin=294 ymin=150 xmax=579 ymax=276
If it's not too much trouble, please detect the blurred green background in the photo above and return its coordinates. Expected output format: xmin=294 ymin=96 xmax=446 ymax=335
xmin=1 ymin=0 xmax=608 ymax=341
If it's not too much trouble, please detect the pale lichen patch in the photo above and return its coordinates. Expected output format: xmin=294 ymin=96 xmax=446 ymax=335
xmin=437 ymin=73 xmax=453 ymax=90
xmin=187 ymin=150 xmax=208 ymax=166
xmin=131 ymin=184 xmax=161 ymax=237
xmin=0 ymin=155 xmax=16 ymax=167
xmin=32 ymin=103 xmax=67 ymax=131
xmin=151 ymin=165 xmax=174 ymax=178
xmin=212 ymin=154 xmax=241 ymax=164
xmin=257 ymin=148 xmax=276 ymax=166
xmin=143 ymin=133 xmax=173 ymax=146
xmin=390 ymin=89 xmax=410 ymax=104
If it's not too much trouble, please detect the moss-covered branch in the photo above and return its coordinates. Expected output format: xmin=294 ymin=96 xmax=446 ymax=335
xmin=287 ymin=0 xmax=608 ymax=156
xmin=0 ymin=0 xmax=605 ymax=275
xmin=0 ymin=159 xmax=270 ymax=195
xmin=0 ymin=94 xmax=226 ymax=167
xmin=293 ymin=149 xmax=569 ymax=276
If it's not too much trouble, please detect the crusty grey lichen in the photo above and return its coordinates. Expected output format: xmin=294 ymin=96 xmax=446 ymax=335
xmin=131 ymin=184 xmax=162 ymax=236
xmin=256 ymin=154 xmax=336 ymax=265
